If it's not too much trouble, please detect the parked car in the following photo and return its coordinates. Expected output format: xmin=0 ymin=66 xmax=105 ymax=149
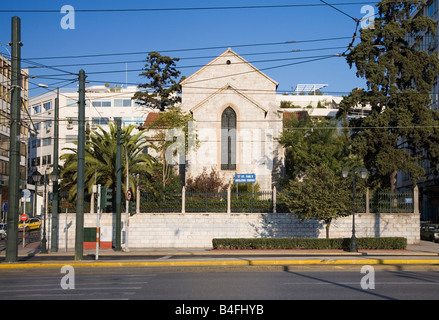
xmin=0 ymin=223 xmax=6 ymax=239
xmin=18 ymin=217 xmax=41 ymax=231
xmin=420 ymin=224 xmax=439 ymax=242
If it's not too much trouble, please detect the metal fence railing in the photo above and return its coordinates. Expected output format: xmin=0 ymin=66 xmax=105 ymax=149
xmin=52 ymin=188 xmax=416 ymax=214
xmin=369 ymin=191 xmax=414 ymax=213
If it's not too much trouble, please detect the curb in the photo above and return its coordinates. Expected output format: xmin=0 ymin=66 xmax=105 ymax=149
xmin=1 ymin=258 xmax=439 ymax=269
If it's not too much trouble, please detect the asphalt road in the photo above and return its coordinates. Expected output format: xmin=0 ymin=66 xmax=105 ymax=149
xmin=0 ymin=268 xmax=438 ymax=301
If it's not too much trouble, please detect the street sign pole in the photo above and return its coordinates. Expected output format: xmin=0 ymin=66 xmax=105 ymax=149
xmin=96 ymin=184 xmax=101 ymax=260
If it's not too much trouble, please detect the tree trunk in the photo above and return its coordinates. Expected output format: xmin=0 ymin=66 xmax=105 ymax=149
xmin=325 ymin=219 xmax=332 ymax=239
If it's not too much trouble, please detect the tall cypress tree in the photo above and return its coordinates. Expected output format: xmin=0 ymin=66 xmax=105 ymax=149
xmin=134 ymin=52 xmax=182 ymax=111
xmin=338 ymin=0 xmax=439 ymax=190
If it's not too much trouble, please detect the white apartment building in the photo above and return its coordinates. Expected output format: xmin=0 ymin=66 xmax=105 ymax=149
xmin=28 ymin=85 xmax=148 ymax=212
xmin=0 ymin=54 xmax=29 ymax=220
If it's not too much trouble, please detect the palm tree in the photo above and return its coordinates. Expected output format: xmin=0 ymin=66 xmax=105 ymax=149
xmin=60 ymin=123 xmax=155 ymax=201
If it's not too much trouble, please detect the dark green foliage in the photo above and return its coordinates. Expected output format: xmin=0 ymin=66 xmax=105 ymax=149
xmin=133 ymin=52 xmax=183 ymax=111
xmin=338 ymin=0 xmax=439 ymax=190
xmin=212 ymin=237 xmax=407 ymax=250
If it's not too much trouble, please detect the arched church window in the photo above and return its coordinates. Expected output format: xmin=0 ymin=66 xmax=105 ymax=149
xmin=221 ymin=107 xmax=236 ymax=170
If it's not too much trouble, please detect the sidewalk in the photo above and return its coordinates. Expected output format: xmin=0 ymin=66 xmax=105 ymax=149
xmin=1 ymin=240 xmax=438 ymax=269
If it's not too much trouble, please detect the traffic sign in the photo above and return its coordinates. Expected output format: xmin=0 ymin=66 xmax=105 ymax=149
xmin=234 ymin=173 xmax=256 ymax=183
xmin=126 ymin=189 xmax=132 ymax=202
xmin=20 ymin=214 xmax=28 ymax=221
xmin=22 ymin=189 xmax=31 ymax=199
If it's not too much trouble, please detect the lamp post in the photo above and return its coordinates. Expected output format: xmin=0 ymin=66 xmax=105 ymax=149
xmin=342 ymin=167 xmax=368 ymax=253
xmin=50 ymin=171 xmax=59 ymax=252
xmin=40 ymin=170 xmax=48 ymax=254
xmin=38 ymin=84 xmax=60 ymax=252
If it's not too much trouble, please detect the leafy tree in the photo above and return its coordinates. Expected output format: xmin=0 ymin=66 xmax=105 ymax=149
xmin=280 ymin=164 xmax=352 ymax=239
xmin=60 ymin=123 xmax=155 ymax=202
xmin=278 ymin=116 xmax=360 ymax=238
xmin=133 ymin=52 xmax=183 ymax=111
xmin=337 ymin=0 xmax=439 ymax=190
xmin=142 ymin=106 xmax=197 ymax=188
xmin=279 ymin=114 xmax=354 ymax=181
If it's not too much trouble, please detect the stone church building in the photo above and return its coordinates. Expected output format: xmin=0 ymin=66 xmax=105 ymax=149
xmin=179 ymin=48 xmax=285 ymax=191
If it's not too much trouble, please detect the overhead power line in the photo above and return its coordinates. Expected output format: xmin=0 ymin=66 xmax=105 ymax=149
xmin=0 ymin=2 xmax=377 ymax=13
xmin=24 ymin=37 xmax=354 ymax=60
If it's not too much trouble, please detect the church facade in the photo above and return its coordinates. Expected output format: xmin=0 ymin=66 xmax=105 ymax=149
xmin=179 ymin=48 xmax=285 ymax=191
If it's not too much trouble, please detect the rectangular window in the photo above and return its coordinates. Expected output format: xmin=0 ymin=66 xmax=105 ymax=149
xmin=31 ymin=157 xmax=40 ymax=166
xmin=42 ymin=155 xmax=52 ymax=165
xmin=43 ymin=137 xmax=52 ymax=146
xmin=92 ymin=100 xmax=112 ymax=107
xmin=33 ymin=104 xmax=41 ymax=114
xmin=114 ymin=99 xmax=132 ymax=107
xmin=65 ymin=135 xmax=77 ymax=143
xmin=43 ymin=101 xmax=51 ymax=111
xmin=92 ymin=117 xmax=110 ymax=125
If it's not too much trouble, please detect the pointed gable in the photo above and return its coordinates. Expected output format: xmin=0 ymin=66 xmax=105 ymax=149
xmin=180 ymin=48 xmax=278 ymax=88
xmin=181 ymin=48 xmax=278 ymax=113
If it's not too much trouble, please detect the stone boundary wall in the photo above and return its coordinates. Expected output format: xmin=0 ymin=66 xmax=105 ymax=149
xmin=46 ymin=211 xmax=420 ymax=251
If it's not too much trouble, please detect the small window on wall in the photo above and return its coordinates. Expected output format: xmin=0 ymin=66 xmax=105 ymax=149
xmin=221 ymin=107 xmax=236 ymax=171
xmin=33 ymin=104 xmax=41 ymax=114
xmin=43 ymin=101 xmax=51 ymax=111
xmin=114 ymin=99 xmax=132 ymax=107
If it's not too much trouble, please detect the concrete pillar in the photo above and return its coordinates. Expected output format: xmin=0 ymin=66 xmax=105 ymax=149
xmin=182 ymin=186 xmax=186 ymax=214
xmin=227 ymin=186 xmax=231 ymax=214
xmin=414 ymin=185 xmax=419 ymax=214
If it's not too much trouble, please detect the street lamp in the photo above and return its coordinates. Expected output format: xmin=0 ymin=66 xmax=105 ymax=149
xmin=40 ymin=171 xmax=49 ymax=254
xmin=342 ymin=167 xmax=368 ymax=252
xmin=38 ymin=84 xmax=60 ymax=252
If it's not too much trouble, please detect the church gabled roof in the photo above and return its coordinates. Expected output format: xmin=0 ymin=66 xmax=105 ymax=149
xmin=189 ymin=83 xmax=268 ymax=116
xmin=180 ymin=48 xmax=279 ymax=88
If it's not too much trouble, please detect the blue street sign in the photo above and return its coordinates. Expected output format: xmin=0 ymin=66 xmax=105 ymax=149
xmin=234 ymin=174 xmax=256 ymax=183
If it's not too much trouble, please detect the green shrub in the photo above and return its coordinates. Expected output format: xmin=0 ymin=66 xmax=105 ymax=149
xmin=212 ymin=237 xmax=407 ymax=250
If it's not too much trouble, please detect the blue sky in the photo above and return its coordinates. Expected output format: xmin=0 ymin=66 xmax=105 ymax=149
xmin=0 ymin=0 xmax=374 ymax=97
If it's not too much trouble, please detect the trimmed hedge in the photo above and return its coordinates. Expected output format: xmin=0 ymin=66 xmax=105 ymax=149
xmin=212 ymin=237 xmax=407 ymax=250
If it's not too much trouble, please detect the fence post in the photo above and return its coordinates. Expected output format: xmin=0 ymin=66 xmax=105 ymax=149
xmin=136 ymin=186 xmax=140 ymax=214
xmin=414 ymin=185 xmax=419 ymax=214
xmin=182 ymin=186 xmax=186 ymax=214
xmin=272 ymin=186 xmax=277 ymax=213
xmin=227 ymin=186 xmax=231 ymax=214
xmin=365 ymin=187 xmax=370 ymax=214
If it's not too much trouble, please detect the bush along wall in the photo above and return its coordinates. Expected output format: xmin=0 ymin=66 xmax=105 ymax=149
xmin=212 ymin=237 xmax=407 ymax=250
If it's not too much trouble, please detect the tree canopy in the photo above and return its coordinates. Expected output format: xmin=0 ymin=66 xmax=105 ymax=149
xmin=338 ymin=0 xmax=439 ymax=190
xmin=60 ymin=123 xmax=155 ymax=201
xmin=133 ymin=52 xmax=183 ymax=111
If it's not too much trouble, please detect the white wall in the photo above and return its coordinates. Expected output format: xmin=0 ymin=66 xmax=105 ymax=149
xmin=47 ymin=211 xmax=420 ymax=251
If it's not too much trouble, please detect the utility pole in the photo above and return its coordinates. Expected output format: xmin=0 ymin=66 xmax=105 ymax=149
xmin=75 ymin=69 xmax=86 ymax=260
xmin=6 ymin=17 xmax=22 ymax=263
xmin=115 ymin=118 xmax=122 ymax=251
xmin=51 ymin=88 xmax=59 ymax=252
